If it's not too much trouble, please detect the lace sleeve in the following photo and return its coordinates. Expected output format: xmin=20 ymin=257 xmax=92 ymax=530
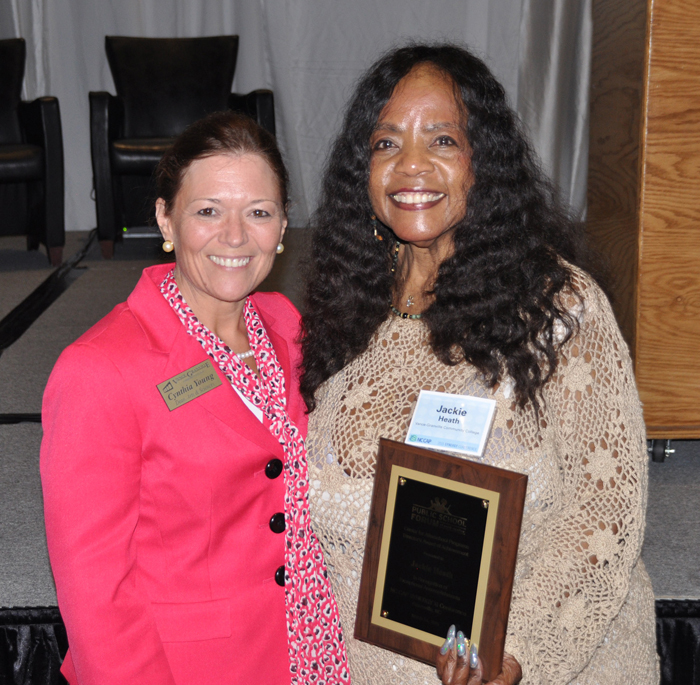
xmin=504 ymin=276 xmax=649 ymax=684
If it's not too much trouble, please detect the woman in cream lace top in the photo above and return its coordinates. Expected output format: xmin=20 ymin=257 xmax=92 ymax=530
xmin=300 ymin=44 xmax=659 ymax=684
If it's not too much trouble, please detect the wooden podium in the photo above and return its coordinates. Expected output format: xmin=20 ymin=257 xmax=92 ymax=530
xmin=587 ymin=0 xmax=700 ymax=439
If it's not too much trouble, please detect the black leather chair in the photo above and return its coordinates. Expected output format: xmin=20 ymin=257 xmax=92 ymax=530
xmin=90 ymin=35 xmax=275 ymax=258
xmin=0 ymin=38 xmax=65 ymax=266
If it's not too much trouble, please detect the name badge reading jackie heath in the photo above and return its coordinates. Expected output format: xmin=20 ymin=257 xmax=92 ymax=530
xmin=405 ymin=390 xmax=496 ymax=457
xmin=157 ymin=360 xmax=222 ymax=411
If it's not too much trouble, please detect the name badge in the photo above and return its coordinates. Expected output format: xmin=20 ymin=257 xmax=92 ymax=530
xmin=157 ymin=360 xmax=222 ymax=411
xmin=405 ymin=390 xmax=496 ymax=457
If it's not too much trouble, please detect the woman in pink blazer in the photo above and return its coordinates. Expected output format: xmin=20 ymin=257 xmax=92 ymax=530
xmin=41 ymin=112 xmax=349 ymax=685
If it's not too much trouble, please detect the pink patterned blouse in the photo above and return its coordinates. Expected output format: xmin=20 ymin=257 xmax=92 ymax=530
xmin=160 ymin=271 xmax=350 ymax=684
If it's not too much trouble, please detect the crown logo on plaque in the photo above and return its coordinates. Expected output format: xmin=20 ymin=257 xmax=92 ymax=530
xmin=429 ymin=497 xmax=451 ymax=514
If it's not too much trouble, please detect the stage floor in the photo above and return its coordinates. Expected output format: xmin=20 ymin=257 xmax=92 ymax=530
xmin=1 ymin=231 xmax=698 ymax=609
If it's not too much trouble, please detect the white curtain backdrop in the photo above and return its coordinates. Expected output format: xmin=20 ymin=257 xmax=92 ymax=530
xmin=517 ymin=0 xmax=591 ymax=217
xmin=0 ymin=0 xmax=590 ymax=231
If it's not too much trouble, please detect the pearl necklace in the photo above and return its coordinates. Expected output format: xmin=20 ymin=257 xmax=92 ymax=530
xmin=236 ymin=349 xmax=255 ymax=359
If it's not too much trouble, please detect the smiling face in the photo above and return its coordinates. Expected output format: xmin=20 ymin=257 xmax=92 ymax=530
xmin=368 ymin=64 xmax=472 ymax=251
xmin=156 ymin=153 xmax=287 ymax=323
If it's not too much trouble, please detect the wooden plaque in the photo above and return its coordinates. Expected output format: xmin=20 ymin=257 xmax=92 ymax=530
xmin=355 ymin=439 xmax=527 ymax=681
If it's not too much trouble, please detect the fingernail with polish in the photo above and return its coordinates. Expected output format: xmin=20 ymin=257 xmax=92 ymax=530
xmin=447 ymin=624 xmax=456 ymax=639
xmin=440 ymin=635 xmax=455 ymax=655
xmin=456 ymin=631 xmax=466 ymax=657
xmin=470 ymin=643 xmax=478 ymax=669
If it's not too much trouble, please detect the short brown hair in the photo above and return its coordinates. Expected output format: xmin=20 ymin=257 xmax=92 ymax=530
xmin=155 ymin=111 xmax=289 ymax=214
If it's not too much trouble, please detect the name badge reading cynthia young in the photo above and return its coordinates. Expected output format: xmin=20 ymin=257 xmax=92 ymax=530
xmin=405 ymin=390 xmax=496 ymax=457
xmin=157 ymin=360 xmax=222 ymax=411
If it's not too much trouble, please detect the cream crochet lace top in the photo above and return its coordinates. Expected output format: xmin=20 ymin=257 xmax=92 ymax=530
xmin=307 ymin=270 xmax=659 ymax=684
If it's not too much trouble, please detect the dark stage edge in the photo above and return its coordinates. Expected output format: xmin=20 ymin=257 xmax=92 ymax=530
xmin=0 ymin=413 xmax=41 ymax=424
xmin=0 ymin=234 xmax=96 ymax=429
xmin=0 ymin=602 xmax=697 ymax=685
xmin=0 ymin=232 xmax=94 ymax=354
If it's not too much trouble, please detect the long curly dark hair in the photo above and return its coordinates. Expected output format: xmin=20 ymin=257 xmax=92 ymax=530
xmin=300 ymin=43 xmax=588 ymax=414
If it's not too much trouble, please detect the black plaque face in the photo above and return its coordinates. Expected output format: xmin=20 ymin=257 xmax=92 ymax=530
xmin=379 ymin=476 xmax=489 ymax=640
xmin=370 ymin=465 xmax=499 ymax=649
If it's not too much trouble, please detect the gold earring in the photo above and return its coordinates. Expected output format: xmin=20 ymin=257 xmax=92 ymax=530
xmin=276 ymin=243 xmax=285 ymax=254
xmin=371 ymin=215 xmax=383 ymax=241
xmin=162 ymin=240 xmax=174 ymax=253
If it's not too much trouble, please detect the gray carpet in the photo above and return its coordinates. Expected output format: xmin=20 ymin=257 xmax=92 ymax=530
xmin=0 ymin=423 xmax=55 ymax=606
xmin=0 ymin=265 xmax=151 ymax=414
xmin=0 ymin=231 xmax=698 ymax=608
xmin=645 ymin=444 xmax=700 ymax=599
xmin=0 ymin=271 xmax=51 ymax=320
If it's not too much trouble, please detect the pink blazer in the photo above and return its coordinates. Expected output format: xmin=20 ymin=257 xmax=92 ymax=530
xmin=41 ymin=264 xmax=307 ymax=685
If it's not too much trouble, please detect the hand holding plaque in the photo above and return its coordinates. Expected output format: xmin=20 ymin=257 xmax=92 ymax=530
xmin=355 ymin=438 xmax=527 ymax=682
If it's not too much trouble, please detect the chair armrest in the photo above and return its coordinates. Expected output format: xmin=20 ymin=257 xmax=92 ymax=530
xmin=89 ymin=91 xmax=124 ymax=162
xmin=229 ymin=89 xmax=275 ymax=136
xmin=18 ymin=97 xmax=65 ymax=248
xmin=89 ymin=91 xmax=123 ymax=240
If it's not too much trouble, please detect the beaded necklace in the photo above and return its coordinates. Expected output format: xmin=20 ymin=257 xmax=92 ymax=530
xmin=390 ymin=240 xmax=423 ymax=320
